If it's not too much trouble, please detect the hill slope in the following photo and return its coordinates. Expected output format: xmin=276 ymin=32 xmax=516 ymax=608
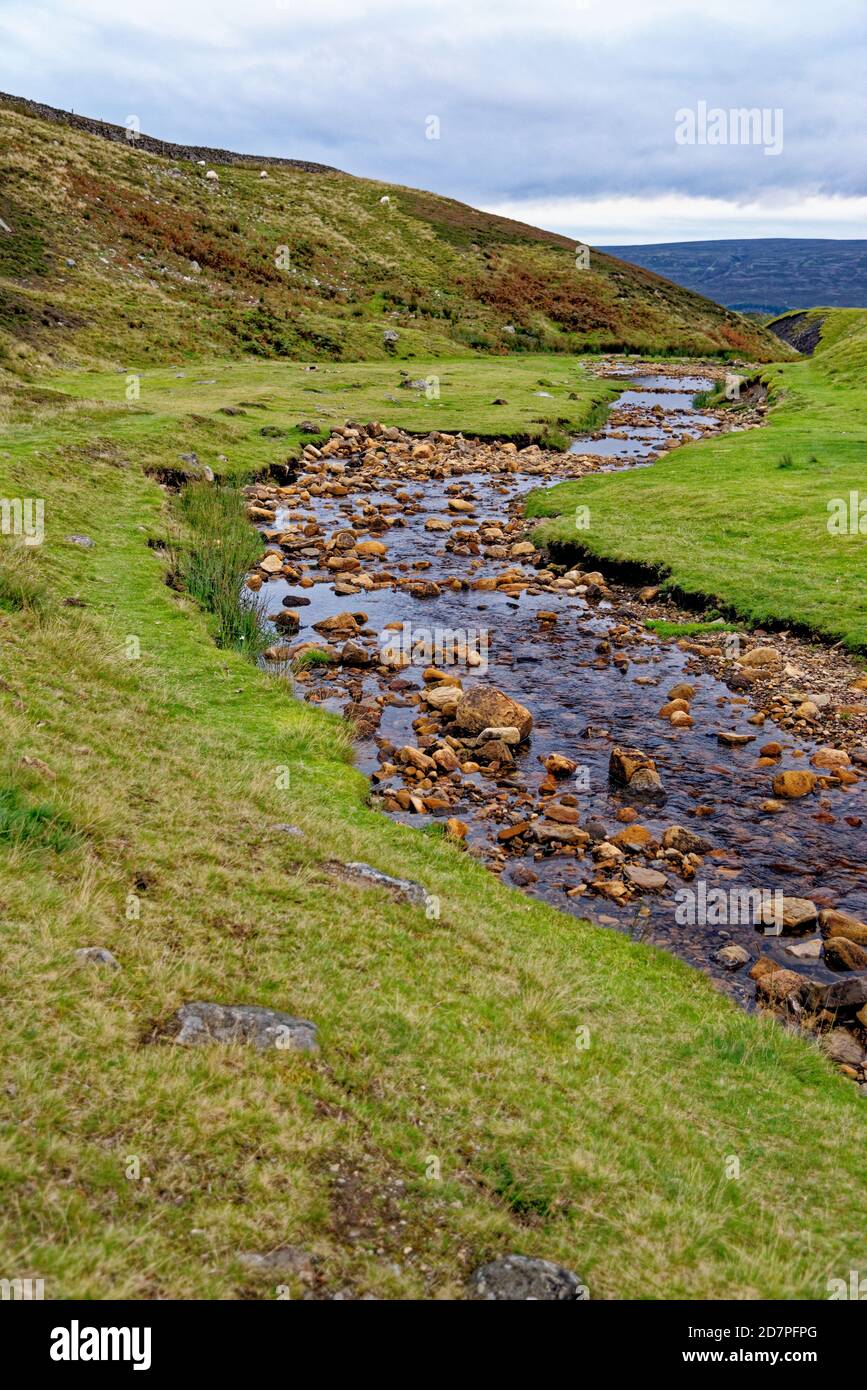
xmin=0 ymin=94 xmax=787 ymax=376
xmin=600 ymin=238 xmax=867 ymax=316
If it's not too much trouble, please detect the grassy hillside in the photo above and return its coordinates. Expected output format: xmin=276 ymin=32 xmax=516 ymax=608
xmin=0 ymin=95 xmax=789 ymax=377
xmin=528 ymin=307 xmax=867 ymax=651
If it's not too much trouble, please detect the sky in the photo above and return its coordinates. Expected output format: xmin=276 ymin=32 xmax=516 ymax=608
xmin=1 ymin=0 xmax=865 ymax=244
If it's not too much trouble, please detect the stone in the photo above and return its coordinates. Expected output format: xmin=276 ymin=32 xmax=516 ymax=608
xmin=446 ymin=818 xmax=468 ymax=840
xmin=75 ymin=946 xmax=120 ymax=968
xmin=259 ymin=552 xmax=284 ymax=574
xmin=398 ymin=745 xmax=437 ymax=773
xmin=474 ymin=726 xmax=521 ymax=746
xmin=717 ymin=731 xmax=756 ymax=747
xmin=749 ymin=956 xmax=780 ymax=981
xmin=824 ymin=937 xmax=867 ymax=972
xmin=468 ymin=1255 xmax=586 ymax=1301
xmin=453 ymin=686 xmax=533 ymax=741
xmin=609 ymin=746 xmax=664 ymax=797
xmin=759 ymin=896 xmax=818 ymax=934
xmin=611 ymin=825 xmax=657 ymax=851
xmin=532 ymin=823 xmax=590 ymax=847
xmin=474 ymin=739 xmax=512 ymax=765
xmin=772 ymin=769 xmax=817 ymax=799
xmin=313 ymin=611 xmax=359 ymax=635
xmin=810 ymin=747 xmax=850 ymax=770
xmin=498 ymin=821 xmax=531 ymax=843
xmin=329 ymin=861 xmax=428 ymax=907
xmin=805 ymin=977 xmax=867 ymax=1014
xmin=714 ymin=943 xmax=750 ymax=971
xmin=820 ymin=1030 xmax=867 ymax=1069
xmin=624 ymin=864 xmax=667 ymax=891
xmin=159 ymin=1002 xmax=317 ymax=1051
xmin=755 ymin=968 xmax=803 ymax=1005
xmin=544 ymin=803 xmax=580 ymax=825
xmin=667 ymin=683 xmax=695 ymax=701
xmin=432 ymin=746 xmax=459 ymax=772
xmin=759 ymin=741 xmax=783 ymax=758
xmin=819 ymin=909 xmax=867 ymax=945
xmin=424 ymin=685 xmax=462 ymax=711
xmin=785 ymin=938 xmax=822 ymax=960
xmin=661 ymin=825 xmax=709 ymax=855
xmin=271 ymin=609 xmax=300 ymax=631
xmin=238 ymin=1246 xmax=315 ymax=1276
xmin=738 ymin=646 xmax=781 ymax=668
xmin=66 ymin=533 xmax=94 ymax=548
xmin=544 ymin=753 xmax=577 ymax=777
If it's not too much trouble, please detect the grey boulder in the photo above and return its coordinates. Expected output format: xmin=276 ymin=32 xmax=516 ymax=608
xmin=468 ymin=1254 xmax=587 ymax=1301
xmin=160 ymin=1002 xmax=317 ymax=1052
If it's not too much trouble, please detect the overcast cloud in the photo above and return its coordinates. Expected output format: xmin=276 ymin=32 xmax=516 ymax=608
xmin=1 ymin=0 xmax=865 ymax=241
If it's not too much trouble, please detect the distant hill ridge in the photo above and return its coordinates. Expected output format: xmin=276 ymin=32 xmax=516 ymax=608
xmin=600 ymin=238 xmax=867 ymax=315
xmin=0 ymin=90 xmax=340 ymax=173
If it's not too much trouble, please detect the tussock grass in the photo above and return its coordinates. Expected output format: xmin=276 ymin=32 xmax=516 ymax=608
xmin=172 ymin=483 xmax=267 ymax=654
xmin=0 ymin=784 xmax=78 ymax=852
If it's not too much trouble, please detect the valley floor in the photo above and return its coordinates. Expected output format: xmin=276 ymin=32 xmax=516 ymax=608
xmin=0 ymin=345 xmax=864 ymax=1300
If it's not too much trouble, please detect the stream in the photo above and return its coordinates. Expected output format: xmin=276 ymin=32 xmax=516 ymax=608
xmin=248 ymin=365 xmax=867 ymax=1013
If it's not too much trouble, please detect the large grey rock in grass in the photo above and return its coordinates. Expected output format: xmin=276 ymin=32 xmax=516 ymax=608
xmin=161 ymin=1002 xmax=317 ymax=1051
xmin=329 ymin=861 xmax=428 ymax=908
xmin=238 ymin=1246 xmax=315 ymax=1276
xmin=469 ymin=1255 xmax=587 ymax=1301
xmin=75 ymin=946 xmax=120 ymax=968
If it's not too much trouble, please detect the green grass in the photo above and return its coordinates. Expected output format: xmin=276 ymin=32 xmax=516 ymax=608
xmin=527 ymin=308 xmax=867 ymax=651
xmin=644 ymin=619 xmax=741 ymax=638
xmin=0 ymin=350 xmax=864 ymax=1302
xmin=43 ymin=354 xmax=622 ymax=470
xmin=0 ymin=784 xmax=79 ymax=853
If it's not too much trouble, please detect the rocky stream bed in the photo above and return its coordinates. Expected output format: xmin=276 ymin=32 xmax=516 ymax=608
xmin=243 ymin=363 xmax=867 ymax=1090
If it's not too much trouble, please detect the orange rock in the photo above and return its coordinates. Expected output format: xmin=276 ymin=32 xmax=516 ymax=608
xmin=772 ymin=769 xmax=817 ymax=799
